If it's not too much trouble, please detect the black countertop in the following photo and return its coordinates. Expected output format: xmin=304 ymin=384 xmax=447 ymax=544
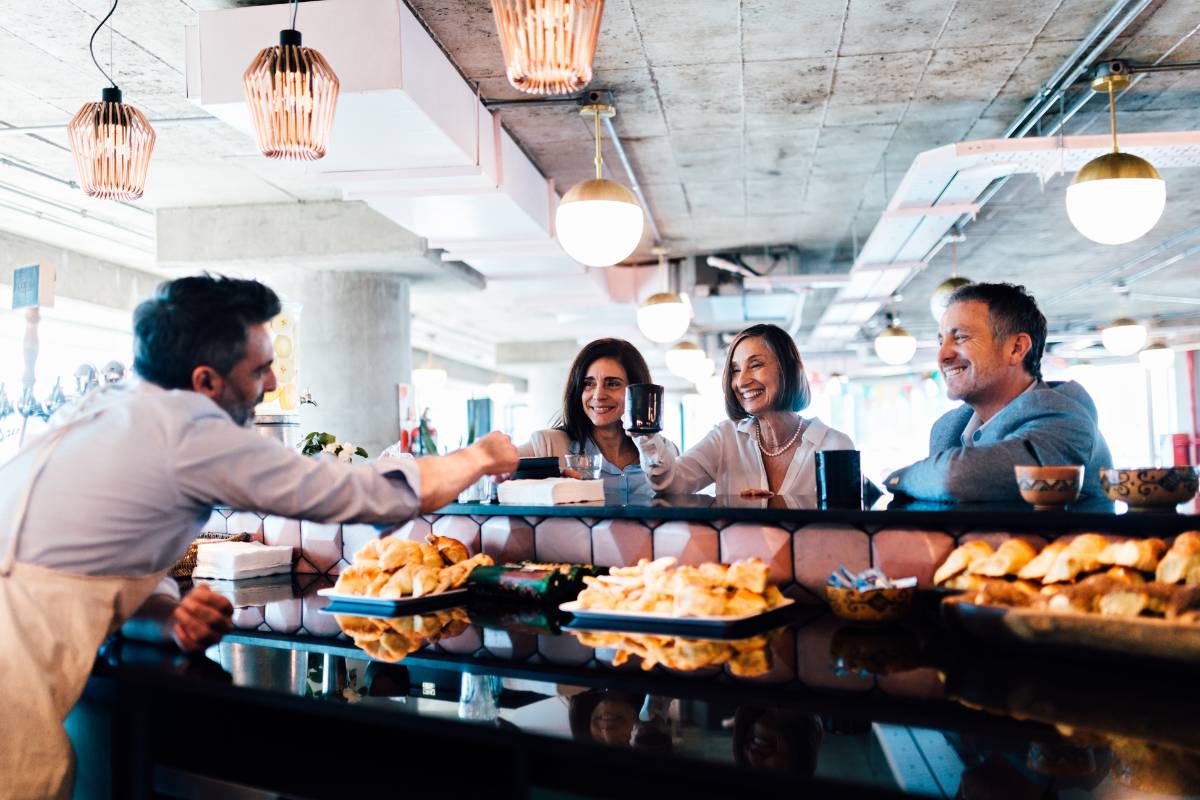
xmin=81 ymin=578 xmax=1200 ymax=799
xmin=435 ymin=492 xmax=1200 ymax=534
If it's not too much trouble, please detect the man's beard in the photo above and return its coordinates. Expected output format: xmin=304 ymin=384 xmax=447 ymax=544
xmin=226 ymin=392 xmax=264 ymax=427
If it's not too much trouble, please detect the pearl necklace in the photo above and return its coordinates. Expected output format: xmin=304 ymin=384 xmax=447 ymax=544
xmin=755 ymin=417 xmax=805 ymax=457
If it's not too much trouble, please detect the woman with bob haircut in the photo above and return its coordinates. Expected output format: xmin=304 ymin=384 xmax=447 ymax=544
xmin=632 ymin=323 xmax=852 ymax=496
xmin=519 ymin=338 xmax=677 ymax=495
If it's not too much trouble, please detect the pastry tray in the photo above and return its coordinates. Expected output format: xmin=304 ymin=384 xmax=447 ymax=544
xmin=942 ymin=596 xmax=1200 ymax=664
xmin=317 ymin=587 xmax=467 ymax=616
xmin=559 ymin=598 xmax=796 ymax=637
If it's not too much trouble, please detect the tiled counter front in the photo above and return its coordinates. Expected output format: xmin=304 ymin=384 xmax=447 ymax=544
xmin=202 ymin=505 xmax=1183 ymax=605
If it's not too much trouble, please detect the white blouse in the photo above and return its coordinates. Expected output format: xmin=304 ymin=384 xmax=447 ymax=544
xmin=639 ymin=416 xmax=854 ymax=496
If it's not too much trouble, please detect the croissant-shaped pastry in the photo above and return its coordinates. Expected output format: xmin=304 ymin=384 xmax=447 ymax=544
xmin=968 ymin=578 xmax=1039 ymax=607
xmin=1043 ymin=573 xmax=1125 ymax=612
xmin=427 ymin=533 xmax=470 ymax=565
xmin=1043 ymin=533 xmax=1109 ymax=584
xmin=1098 ymin=538 xmax=1167 ymax=572
xmin=968 ymin=539 xmax=1038 ymax=577
xmin=378 ymin=537 xmax=423 ymax=571
xmin=1167 ymin=585 xmax=1200 ymax=623
xmin=410 ymin=566 xmax=442 ymax=598
xmin=1098 ymin=583 xmax=1176 ymax=617
xmin=1018 ymin=542 xmax=1066 ymax=580
xmin=378 ymin=564 xmax=416 ymax=599
xmin=934 ymin=540 xmax=993 ymax=585
xmin=1156 ymin=532 xmax=1200 ymax=584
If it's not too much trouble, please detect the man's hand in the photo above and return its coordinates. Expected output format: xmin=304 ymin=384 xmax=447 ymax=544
xmin=470 ymin=431 xmax=519 ymax=477
xmin=171 ymin=584 xmax=234 ymax=653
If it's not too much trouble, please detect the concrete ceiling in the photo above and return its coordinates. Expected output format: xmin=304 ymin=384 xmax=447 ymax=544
xmin=0 ymin=0 xmax=1197 ymax=373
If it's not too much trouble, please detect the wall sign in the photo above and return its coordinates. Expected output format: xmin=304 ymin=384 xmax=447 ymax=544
xmin=11 ymin=263 xmax=55 ymax=310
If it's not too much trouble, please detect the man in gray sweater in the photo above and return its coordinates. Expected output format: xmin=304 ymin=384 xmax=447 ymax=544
xmin=885 ymin=282 xmax=1112 ymax=503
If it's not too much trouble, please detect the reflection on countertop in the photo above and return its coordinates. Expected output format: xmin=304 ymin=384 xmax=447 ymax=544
xmin=89 ymin=577 xmax=1200 ymax=799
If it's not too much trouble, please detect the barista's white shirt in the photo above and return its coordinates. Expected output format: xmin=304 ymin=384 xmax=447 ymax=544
xmin=0 ymin=381 xmax=421 ymax=581
xmin=640 ymin=416 xmax=854 ymax=496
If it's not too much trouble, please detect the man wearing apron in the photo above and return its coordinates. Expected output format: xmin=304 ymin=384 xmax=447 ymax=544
xmin=0 ymin=275 xmax=518 ymax=799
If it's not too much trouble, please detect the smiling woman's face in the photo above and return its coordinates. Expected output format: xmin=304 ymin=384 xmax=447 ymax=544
xmin=729 ymin=336 xmax=782 ymax=417
xmin=590 ymin=696 xmax=638 ymax=745
xmin=581 ymin=357 xmax=629 ymax=429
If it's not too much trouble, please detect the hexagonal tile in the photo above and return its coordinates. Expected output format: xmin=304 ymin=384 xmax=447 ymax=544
xmin=960 ymin=531 xmax=1048 ymax=552
xmin=300 ymin=590 xmax=342 ymax=637
xmin=201 ymin=510 xmax=227 ymax=534
xmin=591 ymin=520 xmax=652 ymax=567
xmin=534 ymin=518 xmax=592 ymax=564
xmin=438 ymin=626 xmax=483 ymax=655
xmin=482 ymin=628 xmax=536 ymax=661
xmin=341 ymin=523 xmax=383 ymax=564
xmin=481 ymin=517 xmax=535 ymax=563
xmin=653 ymin=521 xmax=719 ymax=565
xmin=300 ymin=521 xmax=342 ymax=574
xmin=871 ymin=529 xmax=955 ymax=587
xmin=793 ymin=525 xmax=870 ymax=604
xmin=432 ymin=516 xmax=481 ymax=555
xmin=389 ymin=517 xmax=434 ymax=543
xmin=232 ymin=606 xmax=264 ymax=630
xmin=226 ymin=511 xmax=265 ymax=540
xmin=264 ymin=597 xmax=302 ymax=634
xmin=263 ymin=516 xmax=301 ymax=549
xmin=720 ymin=523 xmax=793 ymax=586
xmin=538 ymin=633 xmax=593 ymax=665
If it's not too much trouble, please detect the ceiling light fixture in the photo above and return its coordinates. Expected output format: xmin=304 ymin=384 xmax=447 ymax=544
xmin=1100 ymin=316 xmax=1148 ymax=356
xmin=67 ymin=0 xmax=156 ymax=200
xmin=490 ymin=0 xmax=604 ymax=95
xmin=243 ymin=0 xmax=339 ymax=161
xmin=929 ymin=236 xmax=972 ymax=322
xmin=874 ymin=298 xmax=917 ymax=366
xmin=665 ymin=341 xmax=707 ymax=381
xmin=486 ymin=378 xmax=515 ymax=403
xmin=637 ymin=248 xmax=690 ymax=343
xmin=1065 ymin=65 xmax=1166 ymax=245
xmin=1138 ymin=340 xmax=1174 ymax=370
xmin=555 ymin=102 xmax=644 ymax=267
xmin=412 ymin=352 xmax=448 ymax=392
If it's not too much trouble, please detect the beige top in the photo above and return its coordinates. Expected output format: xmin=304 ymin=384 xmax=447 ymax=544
xmin=638 ymin=416 xmax=855 ymax=496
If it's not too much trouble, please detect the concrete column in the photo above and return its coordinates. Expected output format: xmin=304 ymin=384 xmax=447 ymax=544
xmin=267 ymin=270 xmax=412 ymax=458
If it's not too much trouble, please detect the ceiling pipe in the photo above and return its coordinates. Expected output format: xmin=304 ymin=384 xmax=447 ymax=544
xmin=0 ymin=116 xmax=218 ymax=138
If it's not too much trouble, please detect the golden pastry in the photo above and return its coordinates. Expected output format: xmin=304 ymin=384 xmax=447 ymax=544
xmin=1043 ymin=533 xmax=1109 ymax=584
xmin=1018 ymin=541 xmax=1065 ymax=580
xmin=933 ymin=540 xmax=993 ymax=585
xmin=427 ymin=534 xmax=469 ymax=565
xmin=1156 ymin=532 xmax=1200 ymax=584
xmin=968 ymin=539 xmax=1038 ymax=577
xmin=1098 ymin=538 xmax=1167 ymax=572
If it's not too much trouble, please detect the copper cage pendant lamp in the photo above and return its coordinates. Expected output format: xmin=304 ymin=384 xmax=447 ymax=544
xmin=490 ymin=0 xmax=605 ymax=95
xmin=67 ymin=0 xmax=156 ymax=200
xmin=243 ymin=0 xmax=340 ymax=161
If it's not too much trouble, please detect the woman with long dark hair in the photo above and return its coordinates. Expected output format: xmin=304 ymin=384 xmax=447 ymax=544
xmin=633 ymin=323 xmax=852 ymax=496
xmin=519 ymin=338 xmax=677 ymax=495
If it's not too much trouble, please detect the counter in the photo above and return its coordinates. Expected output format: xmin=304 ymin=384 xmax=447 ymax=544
xmin=77 ymin=577 xmax=1200 ymax=799
xmin=206 ymin=495 xmax=1200 ymax=604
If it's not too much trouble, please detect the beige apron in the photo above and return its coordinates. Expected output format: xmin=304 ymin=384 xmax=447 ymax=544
xmin=0 ymin=393 xmax=169 ymax=800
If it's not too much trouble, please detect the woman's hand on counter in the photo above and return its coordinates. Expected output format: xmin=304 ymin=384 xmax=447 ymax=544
xmin=171 ymin=584 xmax=234 ymax=654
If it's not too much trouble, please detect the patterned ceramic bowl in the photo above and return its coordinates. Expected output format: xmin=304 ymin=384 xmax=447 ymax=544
xmin=1100 ymin=467 xmax=1198 ymax=511
xmin=1014 ymin=465 xmax=1084 ymax=511
xmin=825 ymin=584 xmax=915 ymax=623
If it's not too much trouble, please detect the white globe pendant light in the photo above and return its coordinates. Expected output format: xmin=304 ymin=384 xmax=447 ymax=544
xmin=874 ymin=313 xmax=917 ymax=366
xmin=1138 ymin=341 xmax=1174 ymax=370
xmin=665 ymin=341 xmax=707 ymax=381
xmin=413 ymin=352 xmax=448 ymax=392
xmin=638 ymin=292 xmax=690 ymax=344
xmin=1100 ymin=317 xmax=1148 ymax=356
xmin=555 ymin=103 xmax=644 ymax=267
xmin=486 ymin=378 xmax=515 ymax=403
xmin=1065 ymin=70 xmax=1166 ymax=246
xmin=929 ymin=238 xmax=971 ymax=322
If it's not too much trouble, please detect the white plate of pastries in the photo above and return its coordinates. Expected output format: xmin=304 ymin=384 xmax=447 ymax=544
xmin=560 ymin=556 xmax=793 ymax=631
xmin=319 ymin=534 xmax=493 ymax=610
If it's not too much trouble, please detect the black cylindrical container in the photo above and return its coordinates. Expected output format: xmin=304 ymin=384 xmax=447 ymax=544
xmin=623 ymin=383 xmax=664 ymax=435
xmin=816 ymin=450 xmax=863 ymax=510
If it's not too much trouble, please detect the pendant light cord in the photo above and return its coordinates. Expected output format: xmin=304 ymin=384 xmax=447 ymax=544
xmin=593 ymin=107 xmax=602 ymax=181
xmin=292 ymin=0 xmax=300 ymax=29
xmin=1107 ymin=80 xmax=1119 ymax=154
xmin=88 ymin=0 xmax=120 ymax=89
